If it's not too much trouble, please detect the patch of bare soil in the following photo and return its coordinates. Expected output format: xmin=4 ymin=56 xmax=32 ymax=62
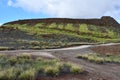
xmin=36 ymin=73 xmax=109 ymax=80
xmin=91 ymin=44 xmax=120 ymax=55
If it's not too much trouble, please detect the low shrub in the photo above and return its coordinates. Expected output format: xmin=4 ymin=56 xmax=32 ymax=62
xmin=0 ymin=68 xmax=16 ymax=80
xmin=29 ymin=41 xmax=40 ymax=46
xmin=17 ymin=53 xmax=31 ymax=59
xmin=48 ymin=23 xmax=57 ymax=29
xmin=87 ymin=56 xmax=95 ymax=62
xmin=77 ymin=53 xmax=120 ymax=64
xmin=61 ymin=62 xmax=73 ymax=73
xmin=104 ymin=57 xmax=112 ymax=62
xmin=36 ymin=57 xmax=44 ymax=61
xmin=18 ymin=68 xmax=36 ymax=80
xmin=0 ymin=47 xmax=9 ymax=50
xmin=0 ymin=54 xmax=5 ymax=58
xmin=70 ymin=65 xmax=83 ymax=74
xmin=44 ymin=66 xmax=59 ymax=76
xmin=7 ymin=57 xmax=17 ymax=65
xmin=94 ymin=57 xmax=104 ymax=64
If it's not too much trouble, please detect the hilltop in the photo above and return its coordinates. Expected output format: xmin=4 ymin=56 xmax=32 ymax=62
xmin=0 ymin=16 xmax=120 ymax=50
xmin=4 ymin=16 xmax=120 ymax=27
xmin=4 ymin=16 xmax=120 ymax=26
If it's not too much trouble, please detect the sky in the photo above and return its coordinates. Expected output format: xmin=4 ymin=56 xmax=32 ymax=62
xmin=0 ymin=0 xmax=120 ymax=25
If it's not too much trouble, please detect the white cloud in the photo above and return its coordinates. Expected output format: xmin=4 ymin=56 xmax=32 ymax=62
xmin=7 ymin=0 xmax=120 ymax=20
xmin=8 ymin=0 xmax=13 ymax=6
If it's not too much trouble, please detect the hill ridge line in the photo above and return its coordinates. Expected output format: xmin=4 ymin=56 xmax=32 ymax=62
xmin=3 ymin=16 xmax=120 ymax=27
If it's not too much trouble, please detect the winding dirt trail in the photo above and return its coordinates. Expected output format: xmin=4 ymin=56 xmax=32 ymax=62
xmin=0 ymin=43 xmax=120 ymax=80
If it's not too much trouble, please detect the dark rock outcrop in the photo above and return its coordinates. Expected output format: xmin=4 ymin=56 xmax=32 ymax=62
xmin=3 ymin=16 xmax=120 ymax=27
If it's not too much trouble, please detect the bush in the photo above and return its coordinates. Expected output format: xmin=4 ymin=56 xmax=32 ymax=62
xmin=0 ymin=68 xmax=16 ymax=80
xmin=77 ymin=54 xmax=88 ymax=59
xmin=61 ymin=63 xmax=73 ymax=73
xmin=37 ymin=67 xmax=45 ymax=74
xmin=29 ymin=41 xmax=40 ymax=46
xmin=70 ymin=65 xmax=83 ymax=74
xmin=87 ymin=56 xmax=95 ymax=62
xmin=65 ymin=24 xmax=74 ymax=31
xmin=113 ymin=58 xmax=120 ymax=63
xmin=104 ymin=57 xmax=112 ymax=62
xmin=0 ymin=54 xmax=5 ymax=58
xmin=0 ymin=47 xmax=9 ymax=50
xmin=58 ymin=24 xmax=64 ymax=29
xmin=17 ymin=53 xmax=31 ymax=59
xmin=55 ymin=62 xmax=63 ymax=70
xmin=44 ymin=66 xmax=59 ymax=76
xmin=18 ymin=69 xmax=36 ymax=80
xmin=79 ymin=24 xmax=88 ymax=32
xmin=7 ymin=57 xmax=17 ymax=65
xmin=36 ymin=57 xmax=44 ymax=61
xmin=48 ymin=23 xmax=57 ymax=29
xmin=94 ymin=57 xmax=104 ymax=64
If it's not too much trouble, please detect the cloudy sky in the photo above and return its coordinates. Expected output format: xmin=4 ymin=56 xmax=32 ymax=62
xmin=0 ymin=0 xmax=120 ymax=25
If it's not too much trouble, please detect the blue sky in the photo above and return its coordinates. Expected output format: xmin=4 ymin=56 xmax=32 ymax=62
xmin=0 ymin=0 xmax=120 ymax=25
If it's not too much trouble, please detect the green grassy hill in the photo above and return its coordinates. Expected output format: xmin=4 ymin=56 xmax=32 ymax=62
xmin=0 ymin=17 xmax=120 ymax=50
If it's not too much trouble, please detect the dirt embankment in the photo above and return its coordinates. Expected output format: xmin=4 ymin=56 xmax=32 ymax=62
xmin=91 ymin=44 xmax=120 ymax=55
xmin=3 ymin=16 xmax=120 ymax=27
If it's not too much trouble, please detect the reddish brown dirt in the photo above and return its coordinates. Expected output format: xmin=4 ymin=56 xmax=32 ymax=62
xmin=36 ymin=73 xmax=109 ymax=80
xmin=91 ymin=44 xmax=120 ymax=55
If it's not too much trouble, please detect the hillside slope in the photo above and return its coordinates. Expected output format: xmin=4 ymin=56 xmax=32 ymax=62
xmin=0 ymin=16 xmax=120 ymax=50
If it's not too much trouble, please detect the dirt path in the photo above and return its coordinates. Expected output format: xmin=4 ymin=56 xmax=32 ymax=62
xmin=50 ymin=48 xmax=120 ymax=80
xmin=0 ymin=43 xmax=120 ymax=80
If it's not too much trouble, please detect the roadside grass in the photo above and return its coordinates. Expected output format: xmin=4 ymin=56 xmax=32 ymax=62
xmin=77 ymin=53 xmax=120 ymax=64
xmin=0 ymin=54 xmax=84 ymax=80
